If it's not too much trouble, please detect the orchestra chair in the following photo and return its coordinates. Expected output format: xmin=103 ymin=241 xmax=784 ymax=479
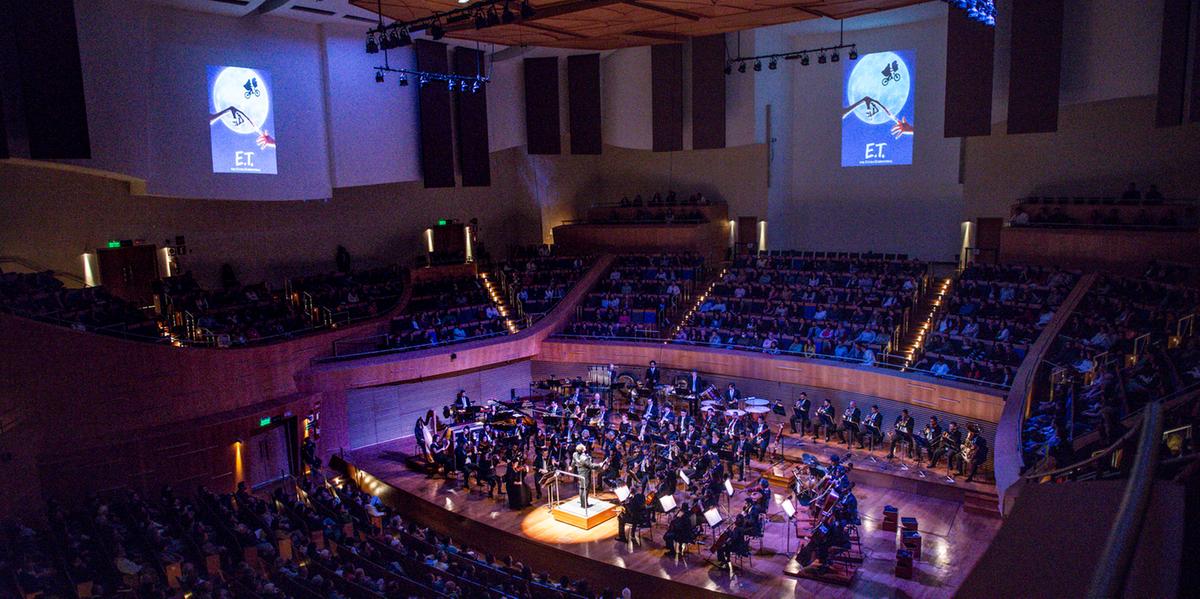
xmin=729 ymin=544 xmax=753 ymax=574
xmin=747 ymin=513 xmax=767 ymax=553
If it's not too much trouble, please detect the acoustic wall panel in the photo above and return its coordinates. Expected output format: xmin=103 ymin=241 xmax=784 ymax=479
xmin=691 ymin=35 xmax=726 ymax=150
xmin=944 ymin=8 xmax=995 ymax=137
xmin=10 ymin=0 xmax=91 ymax=159
xmin=567 ymin=53 xmax=602 ymax=155
xmin=1006 ymin=0 xmax=1063 ymax=134
xmin=524 ymin=57 xmax=561 ymax=155
xmin=651 ymin=44 xmax=684 ymax=152
xmin=416 ymin=39 xmax=456 ymax=188
xmin=453 ymin=47 xmax=491 ymax=186
xmin=1156 ymin=0 xmax=1192 ymax=127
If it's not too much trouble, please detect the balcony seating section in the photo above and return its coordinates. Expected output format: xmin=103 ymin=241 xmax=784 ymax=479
xmin=1023 ymin=272 xmax=1200 ymax=468
xmin=672 ymin=253 xmax=924 ymax=361
xmin=562 ymin=253 xmax=705 ymax=339
xmin=0 ymin=270 xmax=159 ymax=338
xmin=389 ymin=275 xmax=506 ymax=347
xmin=493 ymin=254 xmax=593 ymax=320
xmin=914 ymin=264 xmax=1078 ymax=386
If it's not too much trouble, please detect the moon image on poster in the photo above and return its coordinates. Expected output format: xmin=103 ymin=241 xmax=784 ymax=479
xmin=211 ymin=66 xmax=271 ymax=134
xmin=846 ymin=51 xmax=910 ymax=125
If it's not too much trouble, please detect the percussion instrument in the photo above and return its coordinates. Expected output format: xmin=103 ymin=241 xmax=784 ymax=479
xmin=745 ymin=406 xmax=770 ymax=414
xmin=701 ymin=405 xmax=717 ymax=412
xmin=700 ymin=400 xmax=719 ymax=408
xmin=698 ymin=385 xmax=720 ymax=403
xmin=744 ymin=398 xmax=770 ymax=407
xmin=724 ymin=409 xmax=747 ymax=417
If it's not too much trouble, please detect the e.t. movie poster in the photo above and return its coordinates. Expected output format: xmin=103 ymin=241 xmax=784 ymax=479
xmin=208 ymin=65 xmax=277 ymax=174
xmin=841 ymin=50 xmax=914 ymax=167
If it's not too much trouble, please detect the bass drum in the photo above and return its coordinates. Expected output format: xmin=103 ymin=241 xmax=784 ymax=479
xmin=613 ymin=372 xmax=640 ymax=407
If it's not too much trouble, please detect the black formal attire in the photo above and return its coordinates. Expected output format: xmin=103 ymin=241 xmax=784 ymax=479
xmin=862 ymin=411 xmax=884 ymax=449
xmin=929 ymin=428 xmax=962 ymax=469
xmin=838 ymin=407 xmax=862 ymax=447
xmin=965 ymin=435 xmax=988 ymax=482
xmin=791 ymin=398 xmax=812 ymax=435
xmin=888 ymin=415 xmax=916 ymax=459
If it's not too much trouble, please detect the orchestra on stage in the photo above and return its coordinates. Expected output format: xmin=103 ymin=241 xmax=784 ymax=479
xmin=408 ymin=362 xmax=991 ymax=574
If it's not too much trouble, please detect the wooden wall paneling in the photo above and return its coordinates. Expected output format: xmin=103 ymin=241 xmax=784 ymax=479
xmin=534 ymin=340 xmax=1006 ymax=423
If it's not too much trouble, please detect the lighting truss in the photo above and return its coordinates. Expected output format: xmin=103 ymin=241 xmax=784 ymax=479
xmin=944 ymin=0 xmax=996 ymax=26
xmin=375 ymin=66 xmax=488 ymax=92
xmin=725 ymin=43 xmax=857 ymax=74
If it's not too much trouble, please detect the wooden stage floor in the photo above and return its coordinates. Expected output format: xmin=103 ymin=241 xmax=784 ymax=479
xmin=347 ymin=435 xmax=1002 ymax=599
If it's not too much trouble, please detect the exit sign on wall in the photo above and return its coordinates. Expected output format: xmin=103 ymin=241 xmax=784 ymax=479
xmin=259 ymin=417 xmax=272 ymax=427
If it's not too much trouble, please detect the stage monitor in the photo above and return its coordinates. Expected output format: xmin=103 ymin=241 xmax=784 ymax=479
xmin=841 ymin=50 xmax=915 ymax=167
xmin=208 ymin=65 xmax=278 ymax=174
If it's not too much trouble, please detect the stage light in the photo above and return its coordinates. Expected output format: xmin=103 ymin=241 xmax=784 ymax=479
xmin=849 ymin=46 xmax=858 ymax=60
xmin=399 ymin=76 xmax=409 ymax=87
xmin=753 ymin=60 xmax=762 ymax=72
xmin=447 ymin=79 xmax=455 ymax=91
xmin=520 ymin=0 xmax=535 ymax=18
xmin=768 ymin=58 xmax=777 ymax=70
xmin=737 ymin=62 xmax=746 ymax=73
xmin=430 ymin=24 xmax=445 ymax=40
xmin=375 ymin=70 xmax=384 ymax=83
xmin=818 ymin=52 xmax=827 ymax=64
xmin=801 ymin=53 xmax=809 ymax=66
xmin=831 ymin=51 xmax=839 ymax=63
xmin=398 ymin=28 xmax=412 ymax=47
xmin=472 ymin=80 xmax=480 ymax=92
xmin=365 ymin=33 xmax=378 ymax=54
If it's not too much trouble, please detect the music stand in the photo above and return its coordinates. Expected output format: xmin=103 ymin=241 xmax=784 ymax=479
xmin=703 ymin=507 xmax=723 ymax=528
xmin=777 ymin=494 xmax=797 ymax=554
xmin=659 ymin=494 xmax=677 ymax=513
xmin=679 ymin=470 xmax=691 ymax=486
xmin=723 ymin=478 xmax=734 ymax=511
xmin=614 ymin=484 xmax=631 ymax=503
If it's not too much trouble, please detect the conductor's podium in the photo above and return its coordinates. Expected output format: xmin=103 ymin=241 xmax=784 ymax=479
xmin=551 ymin=497 xmax=620 ymax=529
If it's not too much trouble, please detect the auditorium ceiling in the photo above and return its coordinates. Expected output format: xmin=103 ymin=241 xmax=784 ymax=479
xmin=351 ymin=0 xmax=934 ymax=49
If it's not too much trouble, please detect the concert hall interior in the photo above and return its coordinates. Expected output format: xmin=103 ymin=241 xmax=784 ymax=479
xmin=2 ymin=0 xmax=1199 ymax=598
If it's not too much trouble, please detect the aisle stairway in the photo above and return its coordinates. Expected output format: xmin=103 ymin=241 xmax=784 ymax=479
xmin=478 ymin=271 xmax=521 ymax=334
xmin=900 ymin=275 xmax=954 ymax=365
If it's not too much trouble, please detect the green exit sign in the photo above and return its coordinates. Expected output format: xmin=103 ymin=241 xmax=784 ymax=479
xmin=107 ymin=240 xmax=121 ymax=248
xmin=259 ymin=417 xmax=272 ymax=427
xmin=437 ymin=219 xmax=448 ymax=226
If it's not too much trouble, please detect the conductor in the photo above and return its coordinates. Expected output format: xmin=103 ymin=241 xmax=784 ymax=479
xmin=573 ymin=443 xmax=606 ymax=509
